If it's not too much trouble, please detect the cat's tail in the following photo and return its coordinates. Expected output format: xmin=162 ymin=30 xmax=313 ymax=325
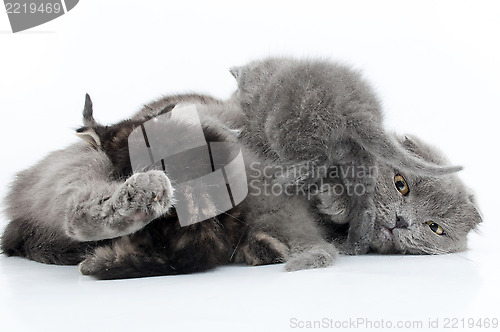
xmin=350 ymin=126 xmax=462 ymax=176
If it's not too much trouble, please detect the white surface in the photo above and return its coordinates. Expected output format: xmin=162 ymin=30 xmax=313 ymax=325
xmin=0 ymin=1 xmax=499 ymax=331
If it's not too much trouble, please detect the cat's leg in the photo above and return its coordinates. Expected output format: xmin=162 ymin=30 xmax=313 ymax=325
xmin=242 ymin=228 xmax=338 ymax=272
xmin=242 ymin=231 xmax=339 ymax=272
xmin=255 ymin=111 xmax=378 ymax=256
xmin=79 ymin=217 xmax=235 ymax=279
xmin=3 ymin=145 xmax=174 ymax=264
xmin=336 ymin=207 xmax=376 ymax=255
xmin=331 ymin=140 xmax=378 ymax=255
xmin=79 ymin=239 xmax=222 ymax=280
xmin=240 ymin=195 xmax=338 ymax=271
xmin=241 ymin=231 xmax=290 ymax=265
xmin=78 ymin=236 xmax=173 ymax=279
xmin=65 ymin=170 xmax=174 ymax=241
xmin=284 ymin=243 xmax=339 ymax=272
xmin=262 ymin=138 xmax=377 ymax=255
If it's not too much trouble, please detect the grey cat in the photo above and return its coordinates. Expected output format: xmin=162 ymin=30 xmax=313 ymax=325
xmin=0 ymin=58 xmax=482 ymax=278
xmin=0 ymin=94 xmax=241 ymax=277
xmin=230 ymin=57 xmax=481 ymax=264
xmin=0 ymin=92 xmax=339 ymax=278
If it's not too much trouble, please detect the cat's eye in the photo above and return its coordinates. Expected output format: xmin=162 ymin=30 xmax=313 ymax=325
xmin=394 ymin=175 xmax=409 ymax=196
xmin=426 ymin=221 xmax=446 ymax=235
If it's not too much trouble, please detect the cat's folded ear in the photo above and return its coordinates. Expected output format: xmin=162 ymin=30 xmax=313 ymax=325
xmin=400 ymin=134 xmax=451 ymax=167
xmin=76 ymin=127 xmax=101 ymax=149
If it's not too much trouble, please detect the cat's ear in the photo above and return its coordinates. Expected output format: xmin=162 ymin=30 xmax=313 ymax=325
xmin=399 ymin=134 xmax=450 ymax=166
xmin=229 ymin=66 xmax=246 ymax=85
xmin=83 ymin=93 xmax=98 ymax=127
xmin=402 ymin=135 xmax=417 ymax=149
xmin=229 ymin=66 xmax=242 ymax=79
xmin=76 ymin=127 xmax=101 ymax=149
xmin=467 ymin=193 xmax=483 ymax=227
xmin=158 ymin=103 xmax=176 ymax=116
xmin=78 ymin=94 xmax=102 ymax=148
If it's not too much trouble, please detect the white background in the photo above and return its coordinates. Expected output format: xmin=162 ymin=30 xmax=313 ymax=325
xmin=0 ymin=1 xmax=499 ymax=331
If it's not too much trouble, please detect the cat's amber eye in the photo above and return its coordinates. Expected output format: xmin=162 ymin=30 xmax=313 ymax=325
xmin=426 ymin=221 xmax=446 ymax=235
xmin=394 ymin=175 xmax=409 ymax=196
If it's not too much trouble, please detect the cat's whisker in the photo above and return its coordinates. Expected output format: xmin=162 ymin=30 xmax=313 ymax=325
xmin=213 ymin=208 xmax=253 ymax=229
xmin=453 ymin=253 xmax=476 ymax=262
xmin=230 ymin=232 xmax=245 ymax=261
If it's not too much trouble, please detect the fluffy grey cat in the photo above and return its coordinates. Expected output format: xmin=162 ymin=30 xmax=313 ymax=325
xmin=1 ymin=94 xmax=237 ymax=277
xmin=230 ymin=57 xmax=482 ymax=264
xmin=0 ymin=58 xmax=482 ymax=278
xmin=1 ymin=92 xmax=338 ymax=278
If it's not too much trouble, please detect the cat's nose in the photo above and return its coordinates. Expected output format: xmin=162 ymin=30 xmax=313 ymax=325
xmin=395 ymin=215 xmax=409 ymax=229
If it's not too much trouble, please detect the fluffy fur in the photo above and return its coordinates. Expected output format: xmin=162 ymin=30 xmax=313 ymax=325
xmin=1 ymin=58 xmax=481 ymax=279
xmin=1 ymin=93 xmax=338 ymax=278
xmin=1 ymin=94 xmax=244 ymax=278
xmin=230 ymin=57 xmax=481 ymax=257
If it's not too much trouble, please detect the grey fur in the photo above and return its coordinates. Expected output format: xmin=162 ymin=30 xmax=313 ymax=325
xmin=231 ymin=57 xmax=481 ymax=258
xmin=232 ymin=58 xmax=461 ymax=176
xmin=369 ymin=135 xmax=482 ymax=254
xmin=238 ymin=189 xmax=339 ymax=271
xmin=1 ymin=91 xmax=334 ymax=276
xmin=0 ymin=59 xmax=481 ymax=278
xmin=4 ymin=142 xmax=174 ymax=244
xmin=66 ymin=170 xmax=174 ymax=241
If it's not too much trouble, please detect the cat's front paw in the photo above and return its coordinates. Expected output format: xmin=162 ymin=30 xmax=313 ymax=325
xmin=112 ymin=170 xmax=174 ymax=221
xmin=242 ymin=231 xmax=290 ymax=266
xmin=338 ymin=208 xmax=376 ymax=255
xmin=336 ymin=242 xmax=370 ymax=255
xmin=285 ymin=243 xmax=338 ymax=272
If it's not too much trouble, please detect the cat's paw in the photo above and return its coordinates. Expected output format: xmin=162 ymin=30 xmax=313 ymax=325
xmin=338 ymin=209 xmax=376 ymax=255
xmin=242 ymin=231 xmax=290 ymax=266
xmin=285 ymin=244 xmax=338 ymax=272
xmin=79 ymin=255 xmax=102 ymax=276
xmin=79 ymin=244 xmax=129 ymax=279
xmin=112 ymin=170 xmax=174 ymax=221
xmin=336 ymin=242 xmax=369 ymax=255
xmin=79 ymin=238 xmax=154 ymax=280
xmin=78 ymin=246 xmax=115 ymax=277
